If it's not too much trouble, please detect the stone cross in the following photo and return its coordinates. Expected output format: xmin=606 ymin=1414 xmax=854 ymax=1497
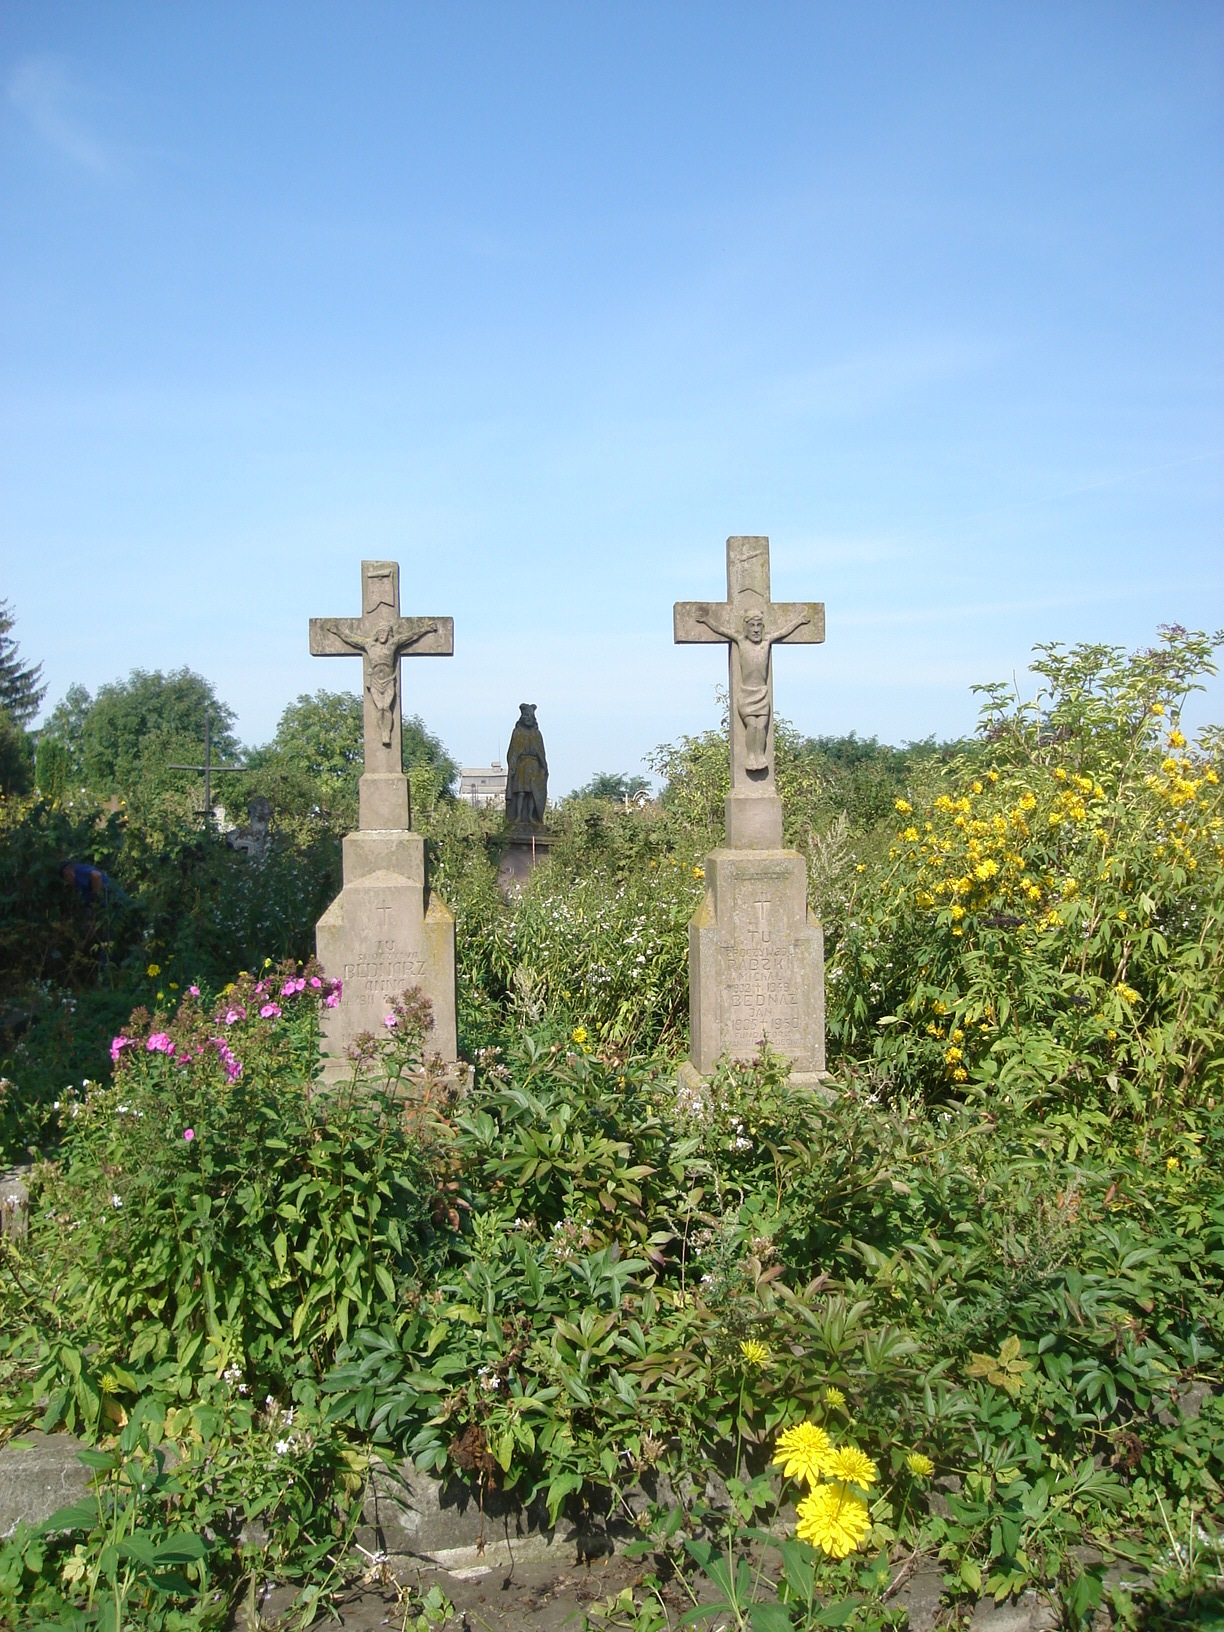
xmin=310 ymin=560 xmax=453 ymax=831
xmin=675 ymin=536 xmax=823 ymax=848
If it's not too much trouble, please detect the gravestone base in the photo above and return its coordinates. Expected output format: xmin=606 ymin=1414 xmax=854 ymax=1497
xmin=493 ymin=828 xmax=556 ymax=896
xmin=315 ymin=829 xmax=457 ymax=1081
xmin=687 ymin=845 xmax=827 ymax=1082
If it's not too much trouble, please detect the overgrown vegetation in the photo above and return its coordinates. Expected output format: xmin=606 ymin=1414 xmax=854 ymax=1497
xmin=1 ymin=626 xmax=1222 ymax=1629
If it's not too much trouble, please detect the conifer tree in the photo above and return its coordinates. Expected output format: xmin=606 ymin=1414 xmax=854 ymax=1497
xmin=0 ymin=600 xmax=46 ymax=727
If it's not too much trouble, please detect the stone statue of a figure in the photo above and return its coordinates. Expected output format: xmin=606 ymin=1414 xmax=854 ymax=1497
xmin=505 ymin=703 xmax=548 ymax=828
xmin=694 ymin=602 xmax=811 ymax=771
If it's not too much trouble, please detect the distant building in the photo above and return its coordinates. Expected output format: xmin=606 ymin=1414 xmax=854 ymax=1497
xmin=458 ymin=761 xmax=506 ymax=809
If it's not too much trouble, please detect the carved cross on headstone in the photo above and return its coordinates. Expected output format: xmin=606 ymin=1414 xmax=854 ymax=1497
xmin=310 ymin=560 xmax=453 ymax=831
xmin=675 ymin=536 xmax=824 ymax=794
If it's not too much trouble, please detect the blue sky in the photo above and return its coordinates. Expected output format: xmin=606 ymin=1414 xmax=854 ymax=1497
xmin=2 ymin=2 xmax=1221 ymax=793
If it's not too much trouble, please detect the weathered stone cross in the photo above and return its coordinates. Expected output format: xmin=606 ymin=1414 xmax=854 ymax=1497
xmin=675 ymin=536 xmax=824 ymax=848
xmin=310 ymin=560 xmax=453 ymax=831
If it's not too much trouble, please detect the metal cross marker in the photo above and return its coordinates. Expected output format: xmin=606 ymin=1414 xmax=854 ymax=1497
xmin=310 ymin=560 xmax=454 ymax=830
xmin=168 ymin=710 xmax=249 ymax=826
xmin=674 ymin=536 xmax=824 ymax=792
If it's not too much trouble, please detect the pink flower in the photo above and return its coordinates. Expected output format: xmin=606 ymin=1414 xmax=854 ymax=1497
xmin=309 ymin=976 xmax=322 ymax=989
xmin=383 ymin=1013 xmax=398 ymax=1029
xmin=325 ymin=992 xmax=341 ymax=1009
xmin=280 ymin=977 xmax=306 ymax=997
xmin=146 ymin=1033 xmax=174 ymax=1054
xmin=254 ymin=980 xmax=269 ymax=995
xmin=224 ymin=1007 xmax=244 ymax=1026
xmin=183 ymin=1128 xmax=195 ymax=1142
xmin=260 ymin=1002 xmax=282 ymax=1019
xmin=209 ymin=1037 xmax=244 ymax=1083
xmin=110 ymin=1037 xmax=135 ymax=1063
xmin=189 ymin=985 xmax=200 ymax=997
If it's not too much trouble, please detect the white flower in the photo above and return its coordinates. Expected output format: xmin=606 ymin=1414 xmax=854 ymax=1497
xmin=110 ymin=1194 xmax=122 ymax=1208
xmin=274 ymin=1439 xmax=291 ymax=1455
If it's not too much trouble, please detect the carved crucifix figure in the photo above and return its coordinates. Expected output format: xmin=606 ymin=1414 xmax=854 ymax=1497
xmin=675 ymin=536 xmax=824 ymax=788
xmin=310 ymin=561 xmax=453 ymax=829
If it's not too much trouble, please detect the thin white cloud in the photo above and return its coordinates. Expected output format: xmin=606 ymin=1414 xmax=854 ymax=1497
xmin=7 ymin=57 xmax=113 ymax=176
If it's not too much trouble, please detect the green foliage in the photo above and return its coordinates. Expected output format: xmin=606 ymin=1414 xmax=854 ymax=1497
xmin=257 ymin=691 xmax=458 ymax=832
xmin=571 ymin=771 xmax=653 ymax=802
xmin=0 ymin=709 xmax=33 ymax=799
xmin=2 ymin=625 xmax=1222 ymax=1629
xmin=61 ymin=669 xmax=240 ymax=803
xmin=0 ymin=600 xmax=46 ymax=727
xmin=829 ymin=625 xmax=1224 ymax=1113
xmin=38 ymin=682 xmax=92 ymax=780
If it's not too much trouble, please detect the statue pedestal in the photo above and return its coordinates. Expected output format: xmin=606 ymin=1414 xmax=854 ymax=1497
xmin=316 ymin=829 xmax=457 ymax=1081
xmin=493 ymin=828 xmax=555 ymax=897
xmin=686 ymin=841 xmax=827 ymax=1087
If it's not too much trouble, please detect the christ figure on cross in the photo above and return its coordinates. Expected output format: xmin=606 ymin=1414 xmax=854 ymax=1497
xmin=310 ymin=561 xmax=454 ymax=811
xmin=675 ymin=536 xmax=824 ymax=792
xmin=316 ymin=612 xmax=439 ymax=749
xmin=693 ymin=600 xmax=813 ymax=771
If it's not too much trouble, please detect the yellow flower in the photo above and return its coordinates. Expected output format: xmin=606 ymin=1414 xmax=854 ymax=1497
xmin=903 ymin=826 xmax=920 ymax=842
xmin=146 ymin=963 xmax=161 ymax=978
xmin=263 ymin=956 xmax=274 ymax=968
xmin=740 ymin=1339 xmax=771 ymax=1369
xmin=823 ymin=1385 xmax=846 ymax=1410
xmin=571 ymin=1025 xmax=588 ymax=1045
xmin=1116 ymin=909 xmax=1127 ymax=921
xmin=944 ymin=1047 xmax=963 ymax=1064
xmin=1151 ymin=702 xmax=1165 ymax=715
xmin=168 ymin=981 xmax=179 ymax=991
xmin=1168 ymin=729 xmax=1186 ymax=748
xmin=1018 ymin=792 xmax=1037 ymax=811
xmin=949 ymin=904 xmax=966 ymax=921
xmin=693 ymin=866 xmax=704 ymax=879
xmin=894 ymin=798 xmax=912 ymax=815
xmin=795 ymin=1482 xmax=871 ymax=1558
xmin=1053 ymin=768 xmax=1067 ymax=781
xmin=772 ymin=1422 xmax=836 ymax=1486
xmin=1166 ymin=1156 xmax=1179 ymax=1171
xmin=987 ymin=769 xmax=999 ymax=782
xmin=906 ymin=1451 xmax=935 ymax=1479
xmin=827 ymin=1445 xmax=878 ymax=1486
xmin=971 ymin=781 xmax=983 ymax=795
xmin=1117 ymin=985 xmax=1140 ymax=1004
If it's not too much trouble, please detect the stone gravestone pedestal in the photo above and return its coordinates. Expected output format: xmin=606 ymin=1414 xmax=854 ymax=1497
xmin=675 ymin=536 xmax=827 ymax=1088
xmin=310 ymin=561 xmax=458 ymax=1076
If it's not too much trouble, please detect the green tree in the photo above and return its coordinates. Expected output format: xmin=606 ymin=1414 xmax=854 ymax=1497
xmin=0 ymin=706 xmax=34 ymax=796
xmin=571 ymin=771 xmax=651 ymax=802
xmin=38 ymin=682 xmax=93 ymax=779
xmin=268 ymin=690 xmax=363 ymax=798
xmin=403 ymin=713 xmax=458 ymax=793
xmin=34 ymin=735 xmax=74 ymax=801
xmin=0 ymin=600 xmax=46 ymax=726
xmin=80 ymin=670 xmax=239 ymax=798
xmin=257 ymin=690 xmax=457 ymax=827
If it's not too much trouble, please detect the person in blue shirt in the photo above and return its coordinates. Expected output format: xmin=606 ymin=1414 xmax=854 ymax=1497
xmin=60 ymin=861 xmax=131 ymax=907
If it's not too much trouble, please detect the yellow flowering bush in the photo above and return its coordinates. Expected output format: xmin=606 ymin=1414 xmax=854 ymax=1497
xmin=831 ymin=629 xmax=1224 ymax=1113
